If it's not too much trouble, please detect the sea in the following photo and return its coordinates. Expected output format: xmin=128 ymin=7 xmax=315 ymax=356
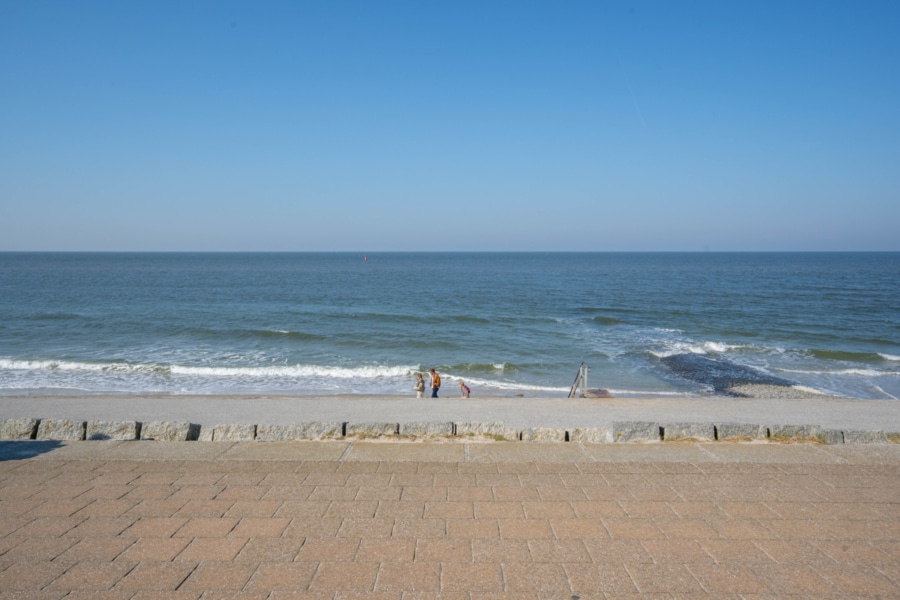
xmin=0 ymin=252 xmax=898 ymax=399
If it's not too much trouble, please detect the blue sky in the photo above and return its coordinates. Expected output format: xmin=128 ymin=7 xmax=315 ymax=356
xmin=1 ymin=1 xmax=898 ymax=251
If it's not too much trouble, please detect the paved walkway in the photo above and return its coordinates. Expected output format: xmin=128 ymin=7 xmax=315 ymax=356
xmin=1 ymin=440 xmax=899 ymax=599
xmin=4 ymin=394 xmax=900 ymax=431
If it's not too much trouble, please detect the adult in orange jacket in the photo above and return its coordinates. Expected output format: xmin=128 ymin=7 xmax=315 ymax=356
xmin=429 ymin=368 xmax=441 ymax=398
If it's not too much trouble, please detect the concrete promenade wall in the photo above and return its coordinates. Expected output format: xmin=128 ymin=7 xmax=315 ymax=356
xmin=2 ymin=417 xmax=897 ymax=445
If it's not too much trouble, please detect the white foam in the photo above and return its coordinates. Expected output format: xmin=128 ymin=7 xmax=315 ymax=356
xmin=452 ymin=374 xmax=567 ymax=393
xmin=0 ymin=359 xmax=149 ymax=373
xmin=648 ymin=340 xmax=757 ymax=358
xmin=170 ymin=364 xmax=419 ymax=379
xmin=606 ymin=389 xmax=692 ymax=397
xmin=790 ymin=385 xmax=830 ymax=396
xmin=0 ymin=359 xmax=422 ymax=380
xmin=872 ymin=385 xmax=899 ymax=400
xmin=880 ymin=353 xmax=900 ymax=362
xmin=777 ymin=367 xmax=897 ymax=377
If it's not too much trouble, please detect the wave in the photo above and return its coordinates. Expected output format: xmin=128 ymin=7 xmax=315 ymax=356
xmin=648 ymin=341 xmax=761 ymax=358
xmin=0 ymin=359 xmax=171 ymax=374
xmin=445 ymin=362 xmax=517 ymax=374
xmin=450 ymin=375 xmax=568 ymax=393
xmin=776 ymin=367 xmax=899 ymax=377
xmin=808 ymin=349 xmax=894 ymax=363
xmin=0 ymin=358 xmax=572 ymax=395
xmin=0 ymin=359 xmax=420 ymax=380
xmin=880 ymin=353 xmax=900 ymax=362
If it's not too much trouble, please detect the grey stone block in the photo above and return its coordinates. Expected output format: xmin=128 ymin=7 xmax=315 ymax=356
xmin=36 ymin=419 xmax=86 ymax=441
xmin=715 ymin=423 xmax=767 ymax=440
xmin=662 ymin=423 xmax=715 ymax=441
xmin=210 ymin=424 xmax=257 ymax=441
xmin=769 ymin=424 xmax=820 ymax=440
xmin=568 ymin=427 xmax=612 ymax=444
xmin=140 ymin=421 xmax=200 ymax=441
xmin=843 ymin=430 xmax=888 ymax=444
xmin=0 ymin=418 xmax=39 ymax=440
xmin=609 ymin=421 xmax=661 ymax=443
xmin=454 ymin=422 xmax=520 ymax=441
xmin=345 ymin=422 xmax=399 ymax=438
xmin=816 ymin=429 xmax=845 ymax=445
xmin=198 ymin=427 xmax=214 ymax=442
xmin=399 ymin=422 xmax=454 ymax=436
xmin=520 ymin=427 xmax=566 ymax=442
xmin=256 ymin=422 xmax=344 ymax=441
xmin=87 ymin=420 xmax=139 ymax=441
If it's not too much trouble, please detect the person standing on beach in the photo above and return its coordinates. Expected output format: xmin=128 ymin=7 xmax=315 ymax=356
xmin=458 ymin=380 xmax=470 ymax=398
xmin=429 ymin=368 xmax=441 ymax=398
xmin=414 ymin=373 xmax=425 ymax=398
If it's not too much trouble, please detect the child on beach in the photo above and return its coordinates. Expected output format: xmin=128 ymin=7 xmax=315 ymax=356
xmin=459 ymin=380 xmax=470 ymax=398
xmin=414 ymin=373 xmax=425 ymax=398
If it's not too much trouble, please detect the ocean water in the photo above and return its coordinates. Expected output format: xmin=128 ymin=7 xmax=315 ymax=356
xmin=0 ymin=252 xmax=898 ymax=399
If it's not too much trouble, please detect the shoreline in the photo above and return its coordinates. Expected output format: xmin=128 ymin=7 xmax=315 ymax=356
xmin=0 ymin=382 xmax=845 ymax=401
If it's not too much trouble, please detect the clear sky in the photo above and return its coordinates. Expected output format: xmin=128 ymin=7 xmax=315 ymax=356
xmin=1 ymin=1 xmax=898 ymax=251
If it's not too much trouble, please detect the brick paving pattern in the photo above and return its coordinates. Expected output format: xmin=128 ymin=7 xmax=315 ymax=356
xmin=0 ymin=440 xmax=898 ymax=598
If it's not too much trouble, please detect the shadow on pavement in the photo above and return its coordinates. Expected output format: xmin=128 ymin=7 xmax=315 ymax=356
xmin=0 ymin=440 xmax=64 ymax=461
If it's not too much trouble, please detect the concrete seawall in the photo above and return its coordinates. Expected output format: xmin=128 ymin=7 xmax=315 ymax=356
xmin=2 ymin=394 xmax=899 ymax=445
xmin=2 ymin=417 xmax=897 ymax=445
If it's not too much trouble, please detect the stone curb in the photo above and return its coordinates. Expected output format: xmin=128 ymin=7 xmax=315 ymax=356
xmin=1 ymin=418 xmax=898 ymax=444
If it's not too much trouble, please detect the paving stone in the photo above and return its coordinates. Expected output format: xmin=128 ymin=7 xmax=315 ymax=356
xmin=343 ymin=442 xmax=465 ymax=462
xmin=466 ymin=443 xmax=587 ymax=463
xmin=255 ymin=422 xmax=343 ymax=441
xmin=375 ymin=562 xmax=440 ymax=592
xmin=220 ymin=441 xmax=349 ymax=461
xmin=36 ymin=419 xmax=86 ymax=441
xmin=0 ymin=418 xmax=39 ymax=440
xmin=86 ymin=420 xmax=140 ymax=441
xmin=441 ymin=563 xmax=503 ymax=592
xmin=3 ymin=440 xmax=900 ymax=598
xmin=113 ymin=561 xmax=198 ymax=591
